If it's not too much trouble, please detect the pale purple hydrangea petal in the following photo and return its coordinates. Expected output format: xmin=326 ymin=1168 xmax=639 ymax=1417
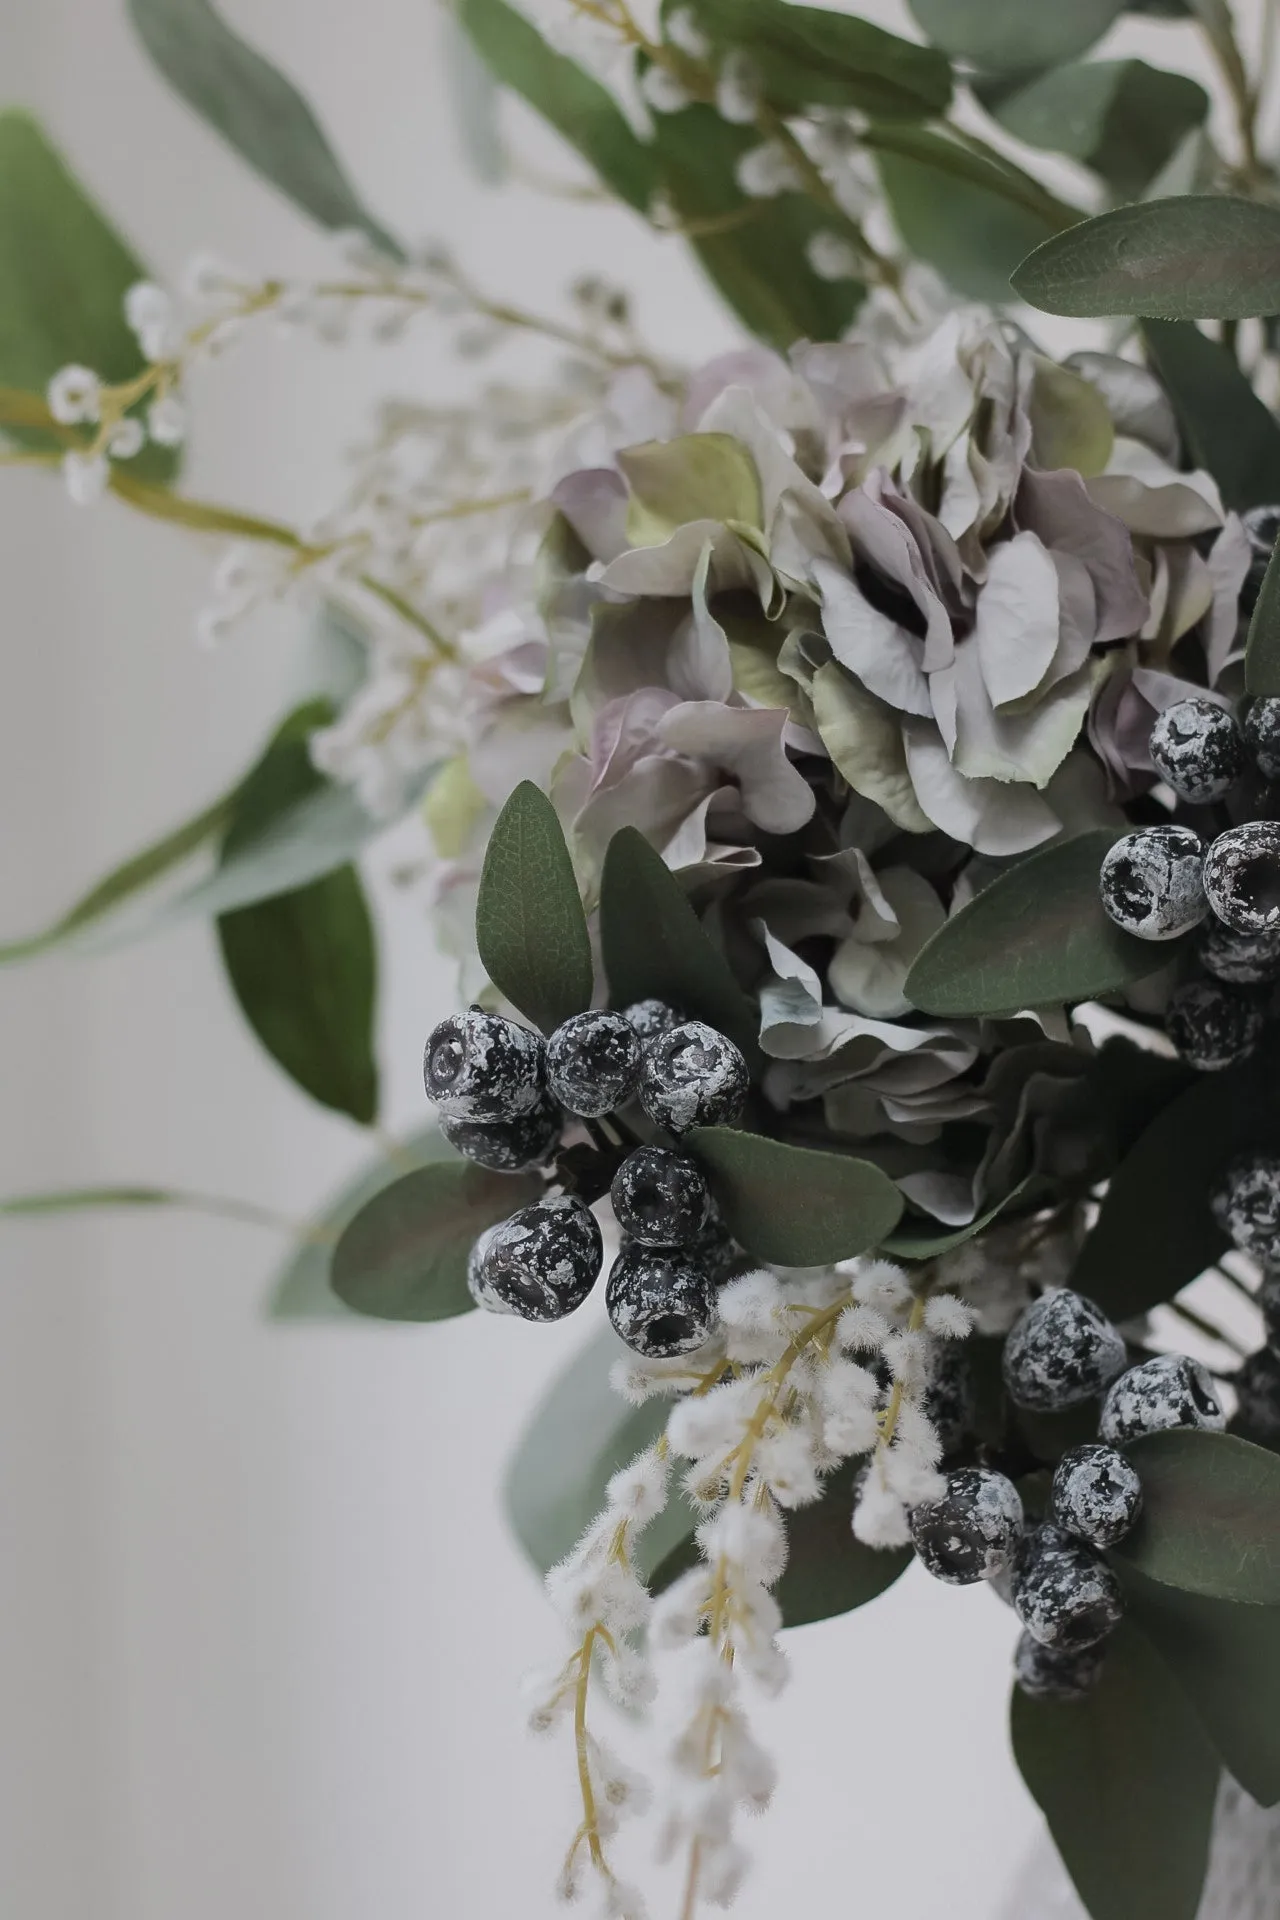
xmin=657 ymin=702 xmax=815 ymax=834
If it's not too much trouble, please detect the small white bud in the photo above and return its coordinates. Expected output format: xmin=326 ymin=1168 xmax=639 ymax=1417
xmin=734 ymin=141 xmax=803 ymax=198
xmin=715 ymin=50 xmax=761 ymax=125
xmin=146 ymin=394 xmax=187 ymax=447
xmin=61 ymin=448 xmax=109 ymax=506
xmin=47 ymin=364 xmax=101 ymax=425
xmin=106 ymin=416 xmax=145 ymax=460
xmin=640 ymin=63 xmax=693 ymax=114
xmin=806 ymin=230 xmax=862 ymax=283
xmin=666 ymin=6 xmax=710 ymax=59
xmin=124 ymin=280 xmax=176 ymax=360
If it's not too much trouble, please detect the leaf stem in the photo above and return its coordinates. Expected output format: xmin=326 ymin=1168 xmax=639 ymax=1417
xmin=0 ymin=1184 xmax=321 ymax=1239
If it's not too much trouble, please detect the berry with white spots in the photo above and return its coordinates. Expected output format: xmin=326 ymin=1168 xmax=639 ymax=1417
xmin=611 ymin=1146 xmax=709 ymax=1248
xmin=1212 ymin=1153 xmax=1280 ymax=1263
xmin=1164 ymin=978 xmax=1263 ymax=1072
xmin=1013 ymin=1524 xmax=1124 ymax=1652
xmin=474 ymin=1195 xmax=603 ymax=1321
xmin=424 ymin=1009 xmax=546 ymax=1122
xmin=1244 ymin=696 xmax=1280 ymax=782
xmin=908 ymin=1468 xmax=1024 ymax=1587
xmin=1203 ymin=821 xmax=1280 ymax=935
xmin=545 ymin=1010 xmax=640 ymax=1118
xmin=1149 ymin=698 xmax=1245 ymax=804
xmin=1051 ymin=1443 xmax=1144 ymax=1550
xmin=605 ymin=1245 xmax=719 ymax=1356
xmin=1099 ymin=826 xmax=1206 ymax=941
xmin=1014 ymin=1629 xmax=1106 ymax=1703
xmin=1002 ymin=1290 xmax=1127 ymax=1413
xmin=1100 ymin=1353 xmax=1226 ymax=1443
xmin=639 ymin=1020 xmax=749 ymax=1134
xmin=623 ymin=998 xmax=682 ymax=1045
xmin=467 ymin=1222 xmax=518 ymax=1315
xmin=1261 ymin=1272 xmax=1280 ymax=1355
xmin=1196 ymin=915 xmax=1280 ymax=986
xmin=440 ymin=1094 xmax=561 ymax=1172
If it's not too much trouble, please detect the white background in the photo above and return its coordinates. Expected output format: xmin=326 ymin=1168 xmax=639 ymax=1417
xmin=0 ymin=3 xmax=1265 ymax=1916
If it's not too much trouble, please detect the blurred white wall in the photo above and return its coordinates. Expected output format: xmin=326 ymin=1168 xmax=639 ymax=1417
xmin=0 ymin=2 xmax=1264 ymax=1917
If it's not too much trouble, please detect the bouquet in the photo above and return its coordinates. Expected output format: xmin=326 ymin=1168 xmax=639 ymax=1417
xmin=5 ymin=2 xmax=1280 ymax=1917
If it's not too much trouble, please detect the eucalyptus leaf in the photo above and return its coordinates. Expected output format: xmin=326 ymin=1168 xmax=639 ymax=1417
xmin=1246 ymin=541 xmax=1280 ymax=697
xmin=0 ymin=112 xmax=177 ymax=483
xmin=459 ymin=0 xmax=656 ymax=211
xmin=599 ymin=826 xmax=760 ymax=1060
xmin=331 ymin=1158 xmax=542 ymax=1321
xmin=1013 ymin=196 xmax=1280 ymax=321
xmin=127 ymin=0 xmax=400 ymax=252
xmin=876 ymin=142 xmax=1059 ymax=305
xmin=1113 ymin=1430 xmax=1280 ymax=1604
xmin=881 ymin=1178 xmax=1032 ymax=1261
xmin=1010 ymin=1624 xmax=1217 ymax=1920
xmin=686 ymin=1127 xmax=903 ymax=1266
xmin=476 ymin=781 xmax=593 ymax=1036
xmin=908 ymin=0 xmax=1125 ymax=73
xmin=1143 ymin=319 xmax=1280 ymax=513
xmin=993 ymin=61 xmax=1209 ymax=200
xmin=905 ymin=831 xmax=1165 ymax=1018
xmin=677 ymin=0 xmax=951 ymax=118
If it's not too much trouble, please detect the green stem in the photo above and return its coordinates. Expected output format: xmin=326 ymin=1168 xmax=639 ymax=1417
xmin=0 ymin=1184 xmax=325 ymax=1240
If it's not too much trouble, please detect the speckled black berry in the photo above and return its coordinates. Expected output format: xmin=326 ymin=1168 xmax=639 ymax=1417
xmin=1244 ymin=696 xmax=1280 ymax=782
xmin=1233 ymin=1346 xmax=1280 ymax=1448
xmin=424 ymin=1009 xmax=546 ymax=1122
xmin=639 ymin=1020 xmax=749 ymax=1134
xmin=605 ymin=1245 xmax=718 ymax=1356
xmin=475 ymin=1194 xmax=603 ymax=1321
xmin=1211 ymin=1153 xmax=1280 ymax=1263
xmin=667 ymin=1198 xmax=746 ymax=1287
xmin=1164 ymin=978 xmax=1263 ymax=1072
xmin=1051 ymin=1443 xmax=1144 ymax=1550
xmin=1013 ymin=1525 xmax=1124 ymax=1652
xmin=611 ymin=1146 xmax=709 ymax=1248
xmin=1099 ymin=826 xmax=1206 ymax=941
xmin=1261 ymin=1273 xmax=1280 ymax=1355
xmin=1100 ymin=1353 xmax=1226 ymax=1442
xmin=1149 ymin=698 xmax=1246 ymax=804
xmin=467 ymin=1223 xmax=517 ymax=1315
xmin=921 ymin=1340 xmax=977 ymax=1457
xmin=1014 ymin=1629 xmax=1106 ymax=1703
xmin=1002 ymin=1290 xmax=1127 ymax=1413
xmin=908 ymin=1468 xmax=1023 ymax=1586
xmin=545 ymin=1011 xmax=640 ymax=1118
xmin=624 ymin=998 xmax=683 ymax=1045
xmin=440 ymin=1094 xmax=561 ymax=1172
xmin=1203 ymin=821 xmax=1280 ymax=935
xmin=1196 ymin=915 xmax=1280 ymax=986
xmin=1241 ymin=505 xmax=1280 ymax=614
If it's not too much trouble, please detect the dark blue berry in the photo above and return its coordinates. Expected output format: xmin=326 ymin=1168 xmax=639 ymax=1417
xmin=623 ymin=998 xmax=682 ymax=1045
xmin=440 ymin=1094 xmax=560 ymax=1172
xmin=908 ymin=1468 xmax=1023 ymax=1586
xmin=1002 ymin=1290 xmax=1126 ymax=1413
xmin=475 ymin=1195 xmax=603 ymax=1321
xmin=1212 ymin=1153 xmax=1280 ymax=1263
xmin=1241 ymin=506 xmax=1280 ymax=615
xmin=1013 ymin=1523 xmax=1124 ymax=1652
xmin=467 ymin=1223 xmax=517 ymax=1315
xmin=639 ymin=1020 xmax=748 ymax=1134
xmin=1051 ymin=1443 xmax=1143 ymax=1550
xmin=1149 ymin=698 xmax=1245 ymax=804
xmin=605 ymin=1245 xmax=718 ymax=1356
xmin=1203 ymin=822 xmax=1280 ymax=935
xmin=611 ymin=1146 xmax=709 ymax=1248
xmin=1014 ymin=1629 xmax=1105 ymax=1703
xmin=1165 ymin=978 xmax=1262 ymax=1072
xmin=1099 ymin=826 xmax=1205 ymax=941
xmin=1233 ymin=1346 xmax=1280 ymax=1449
xmin=424 ymin=1009 xmax=545 ymax=1122
xmin=1244 ymin=695 xmax=1280 ymax=781
xmin=1196 ymin=915 xmax=1280 ymax=986
xmin=546 ymin=1011 xmax=640 ymax=1118
xmin=1100 ymin=1353 xmax=1225 ymax=1442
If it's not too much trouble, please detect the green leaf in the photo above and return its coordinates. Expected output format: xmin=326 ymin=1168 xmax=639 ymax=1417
xmin=905 ymin=831 xmax=1166 ymax=1018
xmin=216 ymin=708 xmax=379 ymax=1122
xmin=475 ymin=781 xmax=593 ymax=1036
xmin=908 ymin=0 xmax=1125 ymax=73
xmin=876 ymin=140 xmax=1059 ymax=304
xmin=1010 ymin=1624 xmax=1217 ymax=1920
xmin=0 ymin=112 xmax=177 ymax=483
xmin=686 ymin=1127 xmax=903 ymax=1265
xmin=1142 ymin=319 xmax=1280 ymax=513
xmin=458 ymin=0 xmax=657 ymax=211
xmin=993 ymin=61 xmax=1209 ymax=201
xmin=677 ymin=0 xmax=951 ymax=118
xmin=331 ymin=1158 xmax=541 ymax=1322
xmin=881 ymin=1178 xmax=1032 ymax=1262
xmin=1071 ymin=1052 xmax=1280 ymax=1318
xmin=599 ymin=826 xmax=760 ymax=1060
xmin=1246 ymin=541 xmax=1280 ymax=697
xmin=1113 ymin=1430 xmax=1280 ymax=1604
xmin=619 ymin=434 xmax=764 ymax=546
xmin=127 ymin=0 xmax=400 ymax=252
xmin=1122 ymin=1565 xmax=1280 ymax=1807
xmin=1013 ymin=195 xmax=1280 ymax=321
xmin=650 ymin=105 xmax=864 ymax=350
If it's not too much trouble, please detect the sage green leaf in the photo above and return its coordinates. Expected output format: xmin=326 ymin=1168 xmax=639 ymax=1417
xmin=1010 ymin=1624 xmax=1217 ymax=1920
xmin=216 ymin=708 xmax=378 ymax=1122
xmin=993 ymin=61 xmax=1209 ymax=200
xmin=0 ymin=1184 xmax=284 ymax=1232
xmin=599 ymin=826 xmax=760 ymax=1060
xmin=876 ymin=142 xmax=1058 ymax=305
xmin=650 ymin=105 xmax=864 ymax=350
xmin=1246 ymin=541 xmax=1280 ymax=697
xmin=677 ymin=0 xmax=951 ymax=118
xmin=127 ymin=0 xmax=400 ymax=252
xmin=476 ymin=781 xmax=593 ymax=1036
xmin=1071 ymin=1053 xmax=1280 ymax=1318
xmin=1142 ymin=319 xmax=1280 ymax=513
xmin=908 ymin=0 xmax=1124 ymax=73
xmin=331 ymin=1157 xmax=541 ymax=1322
xmin=686 ymin=1127 xmax=903 ymax=1265
xmin=1113 ymin=1430 xmax=1280 ymax=1604
xmin=1013 ymin=196 xmax=1280 ymax=321
xmin=905 ymin=831 xmax=1165 ymax=1018
xmin=881 ymin=1178 xmax=1032 ymax=1262
xmin=619 ymin=434 xmax=764 ymax=547
xmin=459 ymin=0 xmax=656 ymax=210
xmin=1122 ymin=1565 xmax=1280 ymax=1807
xmin=0 ymin=112 xmax=177 ymax=483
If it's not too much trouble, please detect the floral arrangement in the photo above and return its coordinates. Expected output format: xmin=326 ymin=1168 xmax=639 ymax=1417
xmin=6 ymin=1 xmax=1280 ymax=1917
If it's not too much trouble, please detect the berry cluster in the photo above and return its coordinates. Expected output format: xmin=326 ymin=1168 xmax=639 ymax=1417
xmin=910 ymin=1287 xmax=1227 ymax=1702
xmin=1099 ymin=691 xmax=1280 ymax=1072
xmin=422 ymin=1000 xmax=750 ymax=1356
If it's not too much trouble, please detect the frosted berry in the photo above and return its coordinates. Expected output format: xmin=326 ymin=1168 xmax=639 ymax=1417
xmin=1233 ymin=1346 xmax=1280 ymax=1448
xmin=1164 ymin=978 xmax=1262 ymax=1072
xmin=440 ymin=1094 xmax=560 ymax=1172
xmin=611 ymin=1146 xmax=709 ymax=1248
xmin=1244 ymin=696 xmax=1280 ymax=782
xmin=1241 ymin=504 xmax=1280 ymax=614
xmin=908 ymin=1468 xmax=1023 ymax=1586
xmin=467 ymin=1222 xmax=517 ymax=1316
xmin=605 ymin=1245 xmax=718 ymax=1357
xmin=639 ymin=1020 xmax=749 ymax=1134
xmin=1211 ymin=1153 xmax=1280 ymax=1263
xmin=1099 ymin=826 xmax=1206 ymax=941
xmin=1149 ymin=698 xmax=1245 ymax=804
xmin=1100 ymin=1353 xmax=1226 ymax=1443
xmin=1014 ymin=1630 xmax=1105 ymax=1703
xmin=1261 ymin=1272 xmax=1280 ymax=1355
xmin=1002 ymin=1290 xmax=1127 ymax=1413
xmin=1051 ymin=1443 xmax=1144 ymax=1550
xmin=1196 ymin=915 xmax=1280 ymax=986
xmin=1013 ymin=1524 xmax=1124 ymax=1652
xmin=624 ymin=998 xmax=682 ymax=1045
xmin=676 ymin=1198 xmax=745 ymax=1287
xmin=474 ymin=1195 xmax=603 ymax=1321
xmin=545 ymin=1010 xmax=640 ymax=1118
xmin=424 ymin=1009 xmax=546 ymax=1122
xmin=1203 ymin=821 xmax=1280 ymax=935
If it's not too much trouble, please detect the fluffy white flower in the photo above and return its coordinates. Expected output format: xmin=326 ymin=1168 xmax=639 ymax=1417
xmin=717 ymin=1268 xmax=784 ymax=1334
xmin=605 ymin=1447 xmax=669 ymax=1528
xmin=850 ymin=1259 xmax=914 ymax=1314
xmin=924 ymin=1292 xmax=976 ymax=1339
xmin=852 ymin=1468 xmax=911 ymax=1548
xmin=735 ymin=141 xmax=804 ymax=198
xmin=106 ymin=416 xmax=145 ymax=460
xmin=649 ymin=1567 xmax=713 ymax=1648
xmin=61 ymin=448 xmax=109 ymax=506
xmin=836 ymin=1302 xmax=893 ymax=1352
xmin=806 ymin=230 xmax=863 ymax=283
xmin=666 ymin=6 xmax=710 ymax=58
xmin=697 ymin=1499 xmax=787 ymax=1587
xmin=545 ymin=1555 xmax=650 ymax=1637
xmin=124 ymin=281 xmax=176 ymax=361
xmin=715 ymin=50 xmax=761 ymax=124
xmin=640 ymin=63 xmax=693 ymax=113
xmin=47 ymin=364 xmax=101 ymax=425
xmin=147 ymin=394 xmax=187 ymax=447
xmin=752 ymin=1423 xmax=823 ymax=1507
